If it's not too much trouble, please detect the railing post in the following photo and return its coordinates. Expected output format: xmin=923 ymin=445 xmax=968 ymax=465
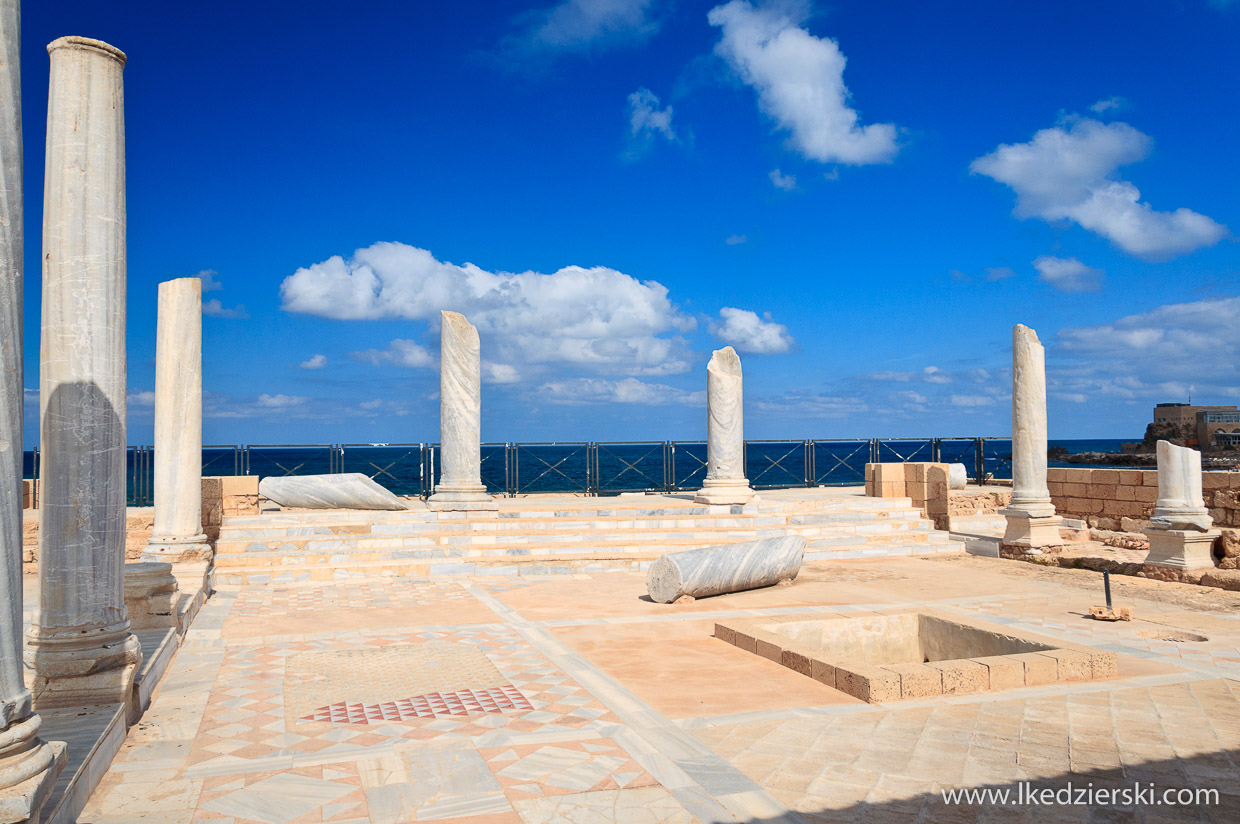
xmin=975 ymin=437 xmax=986 ymax=485
xmin=803 ymin=440 xmax=811 ymax=487
xmin=931 ymin=437 xmax=941 ymax=463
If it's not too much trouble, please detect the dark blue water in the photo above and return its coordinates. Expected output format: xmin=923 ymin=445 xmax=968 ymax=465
xmin=20 ymin=438 xmax=1132 ymax=504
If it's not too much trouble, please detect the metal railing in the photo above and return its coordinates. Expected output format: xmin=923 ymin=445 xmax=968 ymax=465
xmin=21 ymin=437 xmax=1017 ymax=505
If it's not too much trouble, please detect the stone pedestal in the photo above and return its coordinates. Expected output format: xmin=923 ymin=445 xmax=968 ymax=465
xmin=0 ymin=6 xmax=66 ymax=817
xmin=142 ymin=278 xmax=210 ymax=563
xmin=695 ymin=347 xmax=754 ymax=505
xmin=1002 ymin=324 xmax=1061 ymax=551
xmin=1145 ymin=528 xmax=1220 ymax=570
xmin=428 ymin=312 xmax=497 ymax=511
xmin=26 ymin=36 xmax=141 ymax=720
xmin=123 ymin=563 xmax=180 ymax=631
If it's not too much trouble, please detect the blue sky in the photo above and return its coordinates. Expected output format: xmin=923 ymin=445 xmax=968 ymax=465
xmin=20 ymin=0 xmax=1240 ymax=447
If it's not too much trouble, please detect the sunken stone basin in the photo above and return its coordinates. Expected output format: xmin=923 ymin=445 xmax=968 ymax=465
xmin=716 ymin=609 xmax=1116 ymax=703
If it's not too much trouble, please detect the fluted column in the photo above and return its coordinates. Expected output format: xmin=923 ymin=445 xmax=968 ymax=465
xmin=0 ymin=6 xmax=65 ymax=820
xmin=695 ymin=347 xmax=754 ymax=505
xmin=1001 ymin=324 xmax=1061 ymax=550
xmin=428 ymin=311 xmax=496 ymax=511
xmin=26 ymin=36 xmax=141 ymax=718
xmin=141 ymin=277 xmax=210 ymax=562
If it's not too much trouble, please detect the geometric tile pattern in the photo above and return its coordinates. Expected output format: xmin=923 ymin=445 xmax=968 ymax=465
xmin=231 ymin=579 xmax=475 ymax=618
xmin=480 ymin=738 xmax=657 ymax=801
xmin=300 ymin=685 xmax=534 ymax=724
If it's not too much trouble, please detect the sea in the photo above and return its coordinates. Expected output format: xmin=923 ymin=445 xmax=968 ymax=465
xmin=21 ymin=438 xmax=1132 ymax=506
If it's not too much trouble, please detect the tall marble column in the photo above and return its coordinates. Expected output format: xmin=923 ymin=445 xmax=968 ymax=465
xmin=428 ymin=311 xmax=496 ymax=511
xmin=695 ymin=347 xmax=754 ymax=505
xmin=141 ymin=277 xmax=210 ymax=562
xmin=0 ymin=5 xmax=66 ymax=820
xmin=26 ymin=36 xmax=141 ymax=718
xmin=1145 ymin=440 xmax=1218 ymax=570
xmin=1001 ymin=324 xmax=1062 ymax=550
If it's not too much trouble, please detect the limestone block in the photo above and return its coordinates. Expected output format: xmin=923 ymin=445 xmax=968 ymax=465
xmin=970 ymin=655 xmax=1024 ymax=691
xmin=645 ymin=536 xmax=805 ymax=603
xmin=1038 ymin=649 xmax=1093 ymax=682
xmin=948 ymin=463 xmax=968 ymax=490
xmin=1010 ymin=652 xmax=1057 ymax=686
xmin=1145 ymin=527 xmax=1219 ymax=571
xmin=926 ymin=659 xmax=988 ymax=694
xmin=880 ymin=662 xmax=942 ymax=699
xmin=259 ymin=473 xmax=408 ymax=511
xmin=837 ymin=665 xmax=900 ymax=703
xmin=713 ymin=623 xmax=736 ymax=645
xmin=123 ymin=562 xmax=180 ymax=630
xmin=780 ymin=644 xmax=815 ymax=677
xmin=810 ymin=658 xmax=837 ymax=688
xmin=1089 ymin=651 xmax=1118 ymax=678
xmin=754 ymin=637 xmax=782 ymax=663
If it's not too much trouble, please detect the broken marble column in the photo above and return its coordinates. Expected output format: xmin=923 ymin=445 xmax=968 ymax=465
xmin=428 ymin=311 xmax=496 ymax=511
xmin=26 ymin=36 xmax=142 ymax=717
xmin=122 ymin=563 xmax=180 ymax=631
xmin=646 ymin=536 xmax=805 ymax=603
xmin=1145 ymin=440 xmax=1218 ymax=569
xmin=0 ymin=7 xmax=66 ymax=820
xmin=1001 ymin=324 xmax=1062 ymax=551
xmin=142 ymin=278 xmax=211 ymax=563
xmin=259 ymin=473 xmax=408 ymax=511
xmin=695 ymin=347 xmax=755 ymax=505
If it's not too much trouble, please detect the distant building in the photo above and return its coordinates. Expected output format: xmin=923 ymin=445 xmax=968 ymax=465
xmin=1198 ymin=410 xmax=1240 ymax=448
xmin=1150 ymin=403 xmax=1240 ymax=448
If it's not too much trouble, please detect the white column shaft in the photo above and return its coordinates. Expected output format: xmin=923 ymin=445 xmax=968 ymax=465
xmin=1009 ymin=324 xmax=1052 ymax=510
xmin=696 ymin=347 xmax=753 ymax=504
xmin=428 ymin=311 xmax=494 ymax=510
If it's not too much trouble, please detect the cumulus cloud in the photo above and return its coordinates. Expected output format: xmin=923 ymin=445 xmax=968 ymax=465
xmin=769 ymin=168 xmax=796 ymax=190
xmin=504 ymin=0 xmax=657 ymax=57
xmin=352 ymin=339 xmax=435 ymax=369
xmin=197 ymin=270 xmax=223 ymax=292
xmin=753 ymin=391 xmax=868 ymax=418
xmin=282 ymin=241 xmax=696 ymax=376
xmin=627 ymin=88 xmax=676 ymax=149
xmin=950 ymin=394 xmax=995 ymax=407
xmin=1089 ymin=96 xmax=1126 ymax=114
xmin=539 ymin=377 xmax=705 ymax=406
xmin=1040 ymin=296 xmax=1240 ymax=408
xmin=257 ymin=393 xmax=308 ymax=408
xmin=127 ymin=390 xmax=155 ymax=407
xmin=971 ymin=117 xmax=1227 ymax=258
xmin=1033 ymin=256 xmax=1104 ymax=293
xmin=708 ymin=0 xmax=898 ymax=165
xmin=708 ymin=307 xmax=795 ymax=354
xmin=299 ymin=354 xmax=327 ymax=370
xmin=725 ymin=234 xmax=749 ymax=245
xmin=203 ymin=298 xmax=250 ymax=319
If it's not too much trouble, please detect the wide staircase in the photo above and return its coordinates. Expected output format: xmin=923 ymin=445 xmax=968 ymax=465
xmin=211 ymin=489 xmax=963 ymax=586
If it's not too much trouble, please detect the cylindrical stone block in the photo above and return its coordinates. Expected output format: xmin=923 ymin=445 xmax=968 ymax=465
xmin=142 ymin=277 xmax=210 ymax=562
xmin=696 ymin=347 xmax=754 ymax=505
xmin=428 ymin=311 xmax=495 ymax=510
xmin=26 ymin=35 xmax=141 ymax=714
xmin=1008 ymin=324 xmax=1053 ymax=512
xmin=0 ymin=4 xmax=64 ymax=813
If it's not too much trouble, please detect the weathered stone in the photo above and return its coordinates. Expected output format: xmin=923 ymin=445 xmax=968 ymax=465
xmin=26 ymin=35 xmax=142 ymax=720
xmin=836 ymin=665 xmax=901 ymax=703
xmin=1010 ymin=652 xmax=1057 ymax=686
xmin=428 ymin=311 xmax=497 ymax=511
xmin=123 ymin=562 xmax=180 ymax=630
xmin=143 ymin=277 xmax=211 ymax=563
xmin=259 ymin=473 xmax=408 ymax=511
xmin=0 ymin=7 xmax=66 ymax=813
xmin=645 ymin=536 xmax=805 ymax=603
xmin=1145 ymin=527 xmax=1219 ymax=571
xmin=1150 ymin=440 xmax=1212 ymax=531
xmin=1038 ymin=648 xmax=1093 ymax=682
xmin=926 ymin=659 xmax=988 ymax=694
xmin=880 ymin=662 xmax=942 ymax=699
xmin=970 ymin=655 xmax=1024 ymax=691
xmin=695 ymin=347 xmax=754 ymax=505
xmin=1002 ymin=324 xmax=1061 ymax=550
xmin=948 ymin=463 xmax=968 ymax=490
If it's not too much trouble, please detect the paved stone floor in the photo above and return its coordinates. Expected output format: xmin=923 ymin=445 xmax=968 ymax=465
xmin=79 ymin=556 xmax=1240 ymax=823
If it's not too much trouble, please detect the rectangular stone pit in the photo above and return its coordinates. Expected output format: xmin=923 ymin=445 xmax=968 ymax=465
xmin=716 ymin=609 xmax=1115 ymax=703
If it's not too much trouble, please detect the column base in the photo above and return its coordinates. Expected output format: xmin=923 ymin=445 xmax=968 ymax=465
xmin=140 ymin=533 xmax=212 ymax=563
xmin=1000 ymin=508 xmax=1063 ymax=551
xmin=25 ymin=626 xmax=142 ymax=723
xmin=1150 ymin=507 xmax=1214 ymax=532
xmin=428 ymin=483 xmax=498 ymax=511
xmin=1144 ymin=527 xmax=1220 ymax=570
xmin=123 ymin=563 xmax=181 ymax=631
xmin=694 ymin=478 xmax=756 ymax=505
xmin=0 ymin=737 xmax=65 ymax=824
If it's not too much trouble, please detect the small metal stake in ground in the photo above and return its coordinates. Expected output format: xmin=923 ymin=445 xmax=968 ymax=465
xmin=1089 ymin=569 xmax=1131 ymax=621
xmin=1104 ymin=570 xmax=1112 ymax=610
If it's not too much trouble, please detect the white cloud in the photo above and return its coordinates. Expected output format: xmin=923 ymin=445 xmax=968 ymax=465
xmin=627 ymin=88 xmax=676 ymax=146
xmin=753 ymin=391 xmax=868 ymax=418
xmin=484 ymin=362 xmax=521 ymax=384
xmin=950 ymin=394 xmax=995 ymax=407
xmin=769 ymin=168 xmax=797 ymax=190
xmin=538 ymin=377 xmax=705 ymax=406
xmin=127 ymin=390 xmax=155 ymax=407
xmin=971 ymin=117 xmax=1227 ymax=258
xmin=922 ymin=366 xmax=952 ymax=384
xmin=708 ymin=1 xmax=898 ymax=165
xmin=1033 ymin=256 xmax=1104 ymax=293
xmin=299 ymin=354 xmax=327 ymax=370
xmin=352 ymin=339 xmax=435 ymax=369
xmin=359 ymin=399 xmax=383 ymax=410
xmin=282 ymin=241 xmax=696 ymax=376
xmin=725 ymin=234 xmax=749 ymax=245
xmin=197 ymin=270 xmax=223 ymax=292
xmin=506 ymin=0 xmax=657 ymax=56
xmin=1089 ymin=96 xmax=1126 ymax=114
xmin=257 ymin=393 xmax=308 ymax=408
xmin=202 ymin=298 xmax=250 ymax=319
xmin=708 ymin=307 xmax=795 ymax=354
xmin=985 ymin=267 xmax=1015 ymax=282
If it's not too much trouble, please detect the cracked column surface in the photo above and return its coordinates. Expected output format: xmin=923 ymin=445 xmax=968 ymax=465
xmin=695 ymin=347 xmax=755 ymax=505
xmin=26 ymin=35 xmax=141 ymax=719
xmin=142 ymin=277 xmax=210 ymax=563
xmin=1001 ymin=324 xmax=1061 ymax=549
xmin=0 ymin=6 xmax=66 ymax=821
xmin=428 ymin=311 xmax=496 ymax=510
